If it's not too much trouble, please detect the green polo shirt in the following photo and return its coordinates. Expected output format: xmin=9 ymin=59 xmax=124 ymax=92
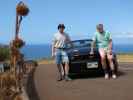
xmin=92 ymin=31 xmax=112 ymax=49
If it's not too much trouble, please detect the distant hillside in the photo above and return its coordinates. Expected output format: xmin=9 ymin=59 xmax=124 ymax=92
xmin=0 ymin=44 xmax=9 ymax=48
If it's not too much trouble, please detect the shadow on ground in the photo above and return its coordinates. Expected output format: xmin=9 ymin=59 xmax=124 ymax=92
xmin=69 ymin=70 xmax=125 ymax=80
xmin=26 ymin=69 xmax=40 ymax=100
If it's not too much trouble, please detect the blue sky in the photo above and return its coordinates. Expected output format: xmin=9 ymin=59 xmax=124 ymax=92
xmin=0 ymin=0 xmax=133 ymax=44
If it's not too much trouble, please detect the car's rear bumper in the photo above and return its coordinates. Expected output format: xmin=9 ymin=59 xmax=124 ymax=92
xmin=69 ymin=59 xmax=103 ymax=74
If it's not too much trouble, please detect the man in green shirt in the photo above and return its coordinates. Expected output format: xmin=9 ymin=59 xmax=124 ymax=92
xmin=90 ymin=24 xmax=117 ymax=79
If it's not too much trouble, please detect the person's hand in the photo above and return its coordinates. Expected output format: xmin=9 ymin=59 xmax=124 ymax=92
xmin=108 ymin=49 xmax=113 ymax=55
xmin=90 ymin=50 xmax=94 ymax=55
xmin=52 ymin=52 xmax=55 ymax=58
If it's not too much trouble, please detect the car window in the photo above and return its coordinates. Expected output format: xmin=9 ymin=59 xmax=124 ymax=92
xmin=66 ymin=40 xmax=92 ymax=48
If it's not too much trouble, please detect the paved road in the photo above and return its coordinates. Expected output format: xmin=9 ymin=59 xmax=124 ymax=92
xmin=33 ymin=63 xmax=133 ymax=100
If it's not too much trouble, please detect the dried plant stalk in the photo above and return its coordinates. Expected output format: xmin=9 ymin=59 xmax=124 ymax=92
xmin=16 ymin=2 xmax=29 ymax=16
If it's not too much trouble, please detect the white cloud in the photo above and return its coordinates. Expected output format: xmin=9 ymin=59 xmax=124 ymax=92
xmin=112 ymin=32 xmax=133 ymax=38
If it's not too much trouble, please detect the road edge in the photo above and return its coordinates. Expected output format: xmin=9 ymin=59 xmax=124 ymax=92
xmin=25 ymin=67 xmax=40 ymax=100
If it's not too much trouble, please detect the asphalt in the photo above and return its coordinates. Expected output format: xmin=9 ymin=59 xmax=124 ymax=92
xmin=30 ymin=63 xmax=133 ymax=100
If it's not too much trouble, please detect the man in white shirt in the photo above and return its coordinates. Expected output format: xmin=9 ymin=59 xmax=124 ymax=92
xmin=52 ymin=24 xmax=72 ymax=81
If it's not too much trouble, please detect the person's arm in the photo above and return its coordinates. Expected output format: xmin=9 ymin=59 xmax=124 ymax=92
xmin=90 ymin=33 xmax=96 ymax=54
xmin=52 ymin=45 xmax=55 ymax=57
xmin=52 ymin=35 xmax=56 ymax=57
xmin=91 ymin=41 xmax=95 ymax=52
xmin=108 ymin=32 xmax=113 ymax=54
xmin=109 ymin=39 xmax=113 ymax=50
xmin=108 ymin=39 xmax=113 ymax=55
xmin=66 ymin=34 xmax=73 ymax=48
xmin=90 ymin=41 xmax=96 ymax=55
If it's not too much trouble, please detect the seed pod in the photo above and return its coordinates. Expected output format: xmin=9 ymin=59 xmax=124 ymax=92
xmin=13 ymin=37 xmax=25 ymax=48
xmin=16 ymin=1 xmax=29 ymax=16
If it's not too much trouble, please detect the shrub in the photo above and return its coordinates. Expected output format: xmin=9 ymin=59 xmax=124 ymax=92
xmin=0 ymin=47 xmax=10 ymax=61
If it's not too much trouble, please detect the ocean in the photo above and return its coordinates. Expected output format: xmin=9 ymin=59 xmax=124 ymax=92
xmin=21 ymin=44 xmax=133 ymax=60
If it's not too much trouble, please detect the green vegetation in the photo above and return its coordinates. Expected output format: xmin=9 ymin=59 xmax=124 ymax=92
xmin=117 ymin=54 xmax=133 ymax=62
xmin=0 ymin=47 xmax=10 ymax=61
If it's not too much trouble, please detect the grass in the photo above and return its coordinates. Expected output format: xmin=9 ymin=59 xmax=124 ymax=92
xmin=38 ymin=58 xmax=54 ymax=65
xmin=117 ymin=54 xmax=133 ymax=63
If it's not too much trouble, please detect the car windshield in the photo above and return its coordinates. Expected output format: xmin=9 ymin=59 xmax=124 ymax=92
xmin=66 ymin=40 xmax=92 ymax=48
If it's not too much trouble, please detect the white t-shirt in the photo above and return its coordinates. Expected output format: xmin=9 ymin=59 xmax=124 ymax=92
xmin=52 ymin=32 xmax=70 ymax=48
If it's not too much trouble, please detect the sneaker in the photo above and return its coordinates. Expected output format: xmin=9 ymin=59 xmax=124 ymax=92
xmin=104 ymin=74 xmax=109 ymax=80
xmin=65 ymin=75 xmax=72 ymax=81
xmin=57 ymin=77 xmax=62 ymax=81
xmin=112 ymin=74 xmax=117 ymax=79
xmin=57 ymin=75 xmax=63 ymax=81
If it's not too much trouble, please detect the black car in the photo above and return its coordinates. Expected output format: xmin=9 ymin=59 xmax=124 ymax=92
xmin=66 ymin=39 xmax=118 ymax=74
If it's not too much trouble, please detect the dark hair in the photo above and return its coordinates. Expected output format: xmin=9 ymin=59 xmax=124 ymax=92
xmin=96 ymin=24 xmax=103 ymax=28
xmin=58 ymin=24 xmax=65 ymax=30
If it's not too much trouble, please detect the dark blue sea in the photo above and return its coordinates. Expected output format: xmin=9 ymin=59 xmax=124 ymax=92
xmin=21 ymin=44 xmax=133 ymax=60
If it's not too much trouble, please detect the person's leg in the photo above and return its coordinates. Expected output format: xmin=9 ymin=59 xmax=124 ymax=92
xmin=62 ymin=50 xmax=71 ymax=81
xmin=99 ymin=48 xmax=109 ymax=79
xmin=55 ymin=50 xmax=63 ymax=81
xmin=64 ymin=62 xmax=69 ymax=76
xmin=107 ymin=53 xmax=117 ymax=79
xmin=64 ymin=62 xmax=72 ymax=81
xmin=56 ymin=64 xmax=63 ymax=81
xmin=61 ymin=63 xmax=65 ymax=78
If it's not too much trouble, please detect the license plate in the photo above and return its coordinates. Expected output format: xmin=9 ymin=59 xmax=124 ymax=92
xmin=87 ymin=62 xmax=98 ymax=68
